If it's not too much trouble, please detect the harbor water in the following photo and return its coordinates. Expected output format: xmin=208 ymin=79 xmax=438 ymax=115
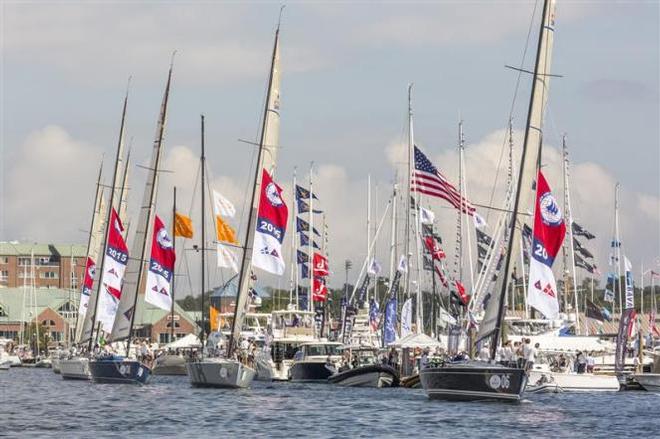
xmin=2 ymin=368 xmax=658 ymax=438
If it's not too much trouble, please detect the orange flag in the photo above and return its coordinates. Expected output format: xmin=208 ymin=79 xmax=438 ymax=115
xmin=174 ymin=212 xmax=193 ymax=238
xmin=216 ymin=215 xmax=238 ymax=245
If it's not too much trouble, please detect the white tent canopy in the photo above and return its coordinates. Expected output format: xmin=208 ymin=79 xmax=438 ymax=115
xmin=163 ymin=333 xmax=201 ymax=349
xmin=393 ymin=333 xmax=443 ymax=349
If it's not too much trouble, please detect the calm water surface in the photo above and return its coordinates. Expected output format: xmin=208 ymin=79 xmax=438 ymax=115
xmin=1 ymin=368 xmax=658 ymax=438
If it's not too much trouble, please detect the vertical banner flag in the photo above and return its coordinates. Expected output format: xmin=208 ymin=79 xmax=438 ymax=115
xmin=78 ymin=257 xmax=96 ymax=320
xmin=384 ymin=298 xmax=397 ymax=345
xmin=212 ymin=190 xmax=236 ymax=218
xmin=212 ymin=190 xmax=239 ymax=273
xmin=97 ymin=208 xmax=129 ymax=332
xmin=368 ymin=258 xmax=382 ymax=275
xmin=424 ymin=235 xmax=446 ymax=260
xmin=401 ymin=298 xmax=413 ymax=337
xmin=252 ymin=169 xmax=289 ymax=275
xmin=145 ymin=215 xmax=176 ymax=311
xmin=357 ymin=273 xmax=371 ymax=306
xmin=527 ymin=171 xmax=566 ymax=319
xmin=624 ymin=256 xmax=634 ymax=310
xmin=313 ymin=252 xmax=329 ymax=277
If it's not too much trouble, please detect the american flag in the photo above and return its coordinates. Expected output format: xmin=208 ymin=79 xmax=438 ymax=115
xmin=412 ymin=146 xmax=475 ymax=215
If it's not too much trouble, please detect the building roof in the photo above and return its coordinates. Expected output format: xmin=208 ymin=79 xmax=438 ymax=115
xmin=0 ymin=288 xmax=74 ymax=322
xmin=0 ymin=287 xmax=199 ymax=331
xmin=0 ymin=242 xmax=87 ymax=258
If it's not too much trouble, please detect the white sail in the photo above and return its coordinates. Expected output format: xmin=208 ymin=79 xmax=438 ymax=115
xmin=80 ymin=87 xmax=129 ymax=345
xmin=229 ymin=28 xmax=281 ymax=352
xmin=74 ymin=171 xmax=107 ymax=343
xmin=110 ymin=64 xmax=173 ymax=341
xmin=477 ymin=0 xmax=557 ymax=343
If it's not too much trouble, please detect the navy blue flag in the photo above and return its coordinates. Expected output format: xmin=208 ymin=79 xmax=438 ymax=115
xmin=423 ymin=256 xmax=434 ymax=271
xmin=299 ymin=232 xmax=320 ymax=249
xmin=296 ymin=185 xmax=318 ymax=200
xmin=298 ymin=286 xmax=308 ymax=310
xmin=476 ymin=229 xmax=493 ymax=248
xmin=383 ymin=298 xmax=398 ymax=345
xmin=572 ymin=222 xmax=595 ymax=240
xmin=356 ymin=274 xmax=371 ymax=307
xmin=300 ymin=263 xmax=309 ymax=279
xmin=297 ymin=250 xmax=308 ymax=264
xmin=297 ymin=199 xmax=323 ymax=215
xmin=296 ymin=217 xmax=321 ymax=236
xmin=573 ymin=238 xmax=594 ymax=259
xmin=611 ymin=239 xmax=621 ymax=248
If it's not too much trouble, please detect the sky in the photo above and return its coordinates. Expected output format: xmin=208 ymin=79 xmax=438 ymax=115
xmin=1 ymin=1 xmax=658 ymax=294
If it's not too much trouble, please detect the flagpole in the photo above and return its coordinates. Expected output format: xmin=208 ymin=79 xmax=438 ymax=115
xmin=405 ymin=84 xmax=413 ymax=310
xmin=563 ymin=136 xmax=580 ymax=334
xmin=641 ymin=261 xmax=644 ymax=316
xmin=290 ymin=168 xmax=297 ymax=307
xmin=200 ymin=115 xmax=206 ymax=357
xmin=615 ymin=183 xmax=623 ymax=317
xmin=308 ymin=164 xmax=314 ymax=314
xmin=171 ymin=186 xmax=177 ymax=342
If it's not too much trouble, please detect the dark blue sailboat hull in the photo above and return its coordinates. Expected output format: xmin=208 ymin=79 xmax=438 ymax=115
xmin=89 ymin=358 xmax=151 ymax=385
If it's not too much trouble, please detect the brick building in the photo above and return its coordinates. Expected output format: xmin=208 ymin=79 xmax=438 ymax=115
xmin=0 ymin=242 xmax=87 ymax=289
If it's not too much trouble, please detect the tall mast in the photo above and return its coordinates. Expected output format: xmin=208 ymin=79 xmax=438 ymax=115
xmin=85 ymin=80 xmax=130 ymax=350
xmin=367 ymin=174 xmax=372 ymax=303
xmin=478 ymin=0 xmax=556 ymax=359
xmin=614 ymin=182 xmax=623 ymax=315
xmin=171 ymin=186 xmax=177 ymax=342
xmin=388 ymin=182 xmax=398 ymax=298
xmin=405 ymin=84 xmax=414 ymax=302
xmin=289 ymin=168 xmax=297 ymax=306
xmin=200 ymin=116 xmax=207 ymax=353
xmin=111 ymin=60 xmax=174 ymax=352
xmin=228 ymin=20 xmax=282 ymax=357
xmin=563 ymin=135 xmax=580 ymax=333
xmin=308 ymin=165 xmax=314 ymax=313
xmin=73 ymin=160 xmax=104 ymax=343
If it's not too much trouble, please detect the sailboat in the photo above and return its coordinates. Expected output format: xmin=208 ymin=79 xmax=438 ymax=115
xmin=60 ymin=82 xmax=130 ymax=381
xmin=186 ymin=18 xmax=283 ymax=389
xmin=88 ymin=60 xmax=174 ymax=385
xmin=420 ymin=0 xmax=557 ymax=402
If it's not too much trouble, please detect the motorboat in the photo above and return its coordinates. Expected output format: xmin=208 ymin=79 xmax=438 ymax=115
xmin=420 ymin=360 xmax=527 ymax=402
xmin=257 ymin=309 xmax=319 ymax=381
xmin=289 ymin=341 xmax=343 ymax=382
xmin=527 ymin=363 xmax=620 ymax=392
xmin=328 ymin=346 xmax=399 ymax=388
xmin=186 ymin=357 xmax=255 ymax=389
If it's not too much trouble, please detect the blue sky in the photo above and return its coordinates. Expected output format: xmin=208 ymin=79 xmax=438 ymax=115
xmin=1 ymin=1 xmax=658 ymax=291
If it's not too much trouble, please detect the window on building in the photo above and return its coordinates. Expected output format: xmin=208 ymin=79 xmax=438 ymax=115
xmin=0 ymin=257 xmax=8 ymax=264
xmin=70 ymin=272 xmax=78 ymax=289
xmin=35 ymin=256 xmax=55 ymax=266
xmin=41 ymin=319 xmax=56 ymax=327
xmin=0 ymin=270 xmax=8 ymax=282
xmin=18 ymin=257 xmax=31 ymax=266
xmin=0 ymin=305 xmax=7 ymax=317
xmin=40 ymin=271 xmax=58 ymax=279
xmin=18 ymin=270 xmax=34 ymax=279
xmin=166 ymin=321 xmax=181 ymax=328
xmin=159 ymin=333 xmax=171 ymax=344
xmin=58 ymin=302 xmax=78 ymax=321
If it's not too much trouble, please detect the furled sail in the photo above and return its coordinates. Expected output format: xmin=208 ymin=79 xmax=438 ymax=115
xmin=477 ymin=0 xmax=557 ymax=344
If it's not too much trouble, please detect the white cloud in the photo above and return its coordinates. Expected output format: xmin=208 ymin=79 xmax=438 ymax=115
xmin=3 ymin=125 xmax=102 ymax=242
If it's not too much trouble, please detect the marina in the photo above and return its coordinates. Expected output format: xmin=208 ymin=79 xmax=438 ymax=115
xmin=1 ymin=0 xmax=659 ymax=437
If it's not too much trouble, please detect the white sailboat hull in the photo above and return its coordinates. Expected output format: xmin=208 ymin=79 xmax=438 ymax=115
xmin=186 ymin=358 xmax=255 ymax=389
xmin=634 ymin=373 xmax=660 ymax=393
xmin=60 ymin=357 xmax=91 ymax=380
xmin=0 ymin=361 xmax=10 ymax=370
xmin=527 ymin=370 xmax=620 ymax=392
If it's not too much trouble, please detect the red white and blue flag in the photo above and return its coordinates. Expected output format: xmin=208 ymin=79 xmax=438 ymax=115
xmin=145 ymin=215 xmax=176 ymax=311
xmin=78 ymin=257 xmax=96 ymax=320
xmin=97 ymin=207 xmax=129 ymax=332
xmin=527 ymin=171 xmax=566 ymax=319
xmin=252 ymin=169 xmax=288 ymax=275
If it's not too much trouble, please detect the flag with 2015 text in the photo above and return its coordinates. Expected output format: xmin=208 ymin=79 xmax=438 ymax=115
xmin=252 ymin=169 xmax=289 ymax=275
xmin=145 ymin=215 xmax=176 ymax=311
